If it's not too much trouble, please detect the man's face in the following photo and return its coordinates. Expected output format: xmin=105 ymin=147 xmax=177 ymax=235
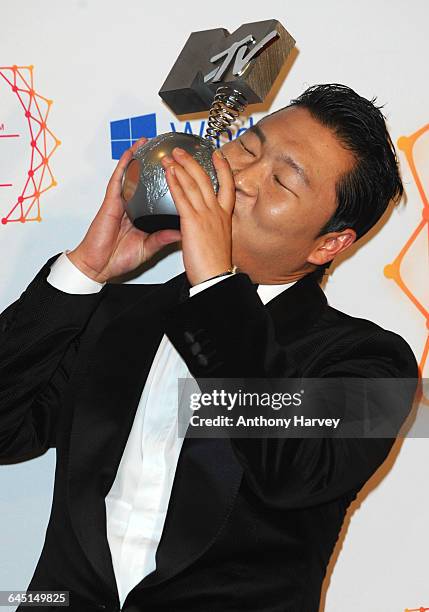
xmin=220 ymin=106 xmax=356 ymax=283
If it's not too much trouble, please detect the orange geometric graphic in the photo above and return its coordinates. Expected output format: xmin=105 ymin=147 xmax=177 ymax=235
xmin=0 ymin=65 xmax=60 ymax=224
xmin=404 ymin=607 xmax=429 ymax=611
xmin=384 ymin=123 xmax=429 ymax=403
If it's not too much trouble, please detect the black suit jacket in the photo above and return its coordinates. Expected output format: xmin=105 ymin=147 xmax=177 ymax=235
xmin=0 ymin=252 xmax=418 ymax=612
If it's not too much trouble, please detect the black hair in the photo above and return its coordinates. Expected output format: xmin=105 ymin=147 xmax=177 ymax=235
xmin=276 ymin=84 xmax=404 ymax=282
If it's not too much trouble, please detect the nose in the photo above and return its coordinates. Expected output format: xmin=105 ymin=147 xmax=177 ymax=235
xmin=220 ymin=142 xmax=261 ymax=198
xmin=232 ymin=166 xmax=258 ymax=199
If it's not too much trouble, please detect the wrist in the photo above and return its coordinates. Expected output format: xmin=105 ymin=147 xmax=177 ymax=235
xmin=66 ymin=249 xmax=107 ymax=284
xmin=190 ymin=265 xmax=237 ymax=287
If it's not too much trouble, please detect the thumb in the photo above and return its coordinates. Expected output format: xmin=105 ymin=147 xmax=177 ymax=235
xmin=143 ymin=229 xmax=182 ymax=260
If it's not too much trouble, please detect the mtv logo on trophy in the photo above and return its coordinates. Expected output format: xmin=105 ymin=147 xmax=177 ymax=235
xmin=121 ymin=19 xmax=295 ymax=233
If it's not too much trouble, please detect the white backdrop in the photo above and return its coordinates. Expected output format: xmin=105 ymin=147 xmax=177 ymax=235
xmin=0 ymin=1 xmax=428 ymax=610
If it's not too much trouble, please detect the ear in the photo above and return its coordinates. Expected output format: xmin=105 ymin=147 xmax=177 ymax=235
xmin=306 ymin=229 xmax=357 ymax=266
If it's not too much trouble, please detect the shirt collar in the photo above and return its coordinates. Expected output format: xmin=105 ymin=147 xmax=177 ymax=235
xmin=256 ymin=280 xmax=298 ymax=305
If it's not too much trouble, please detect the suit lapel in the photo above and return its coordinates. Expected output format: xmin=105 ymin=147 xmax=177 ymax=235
xmin=138 ymin=437 xmax=243 ymax=589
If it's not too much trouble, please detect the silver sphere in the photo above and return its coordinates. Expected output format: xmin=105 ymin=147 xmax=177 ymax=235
xmin=121 ymin=132 xmax=218 ymax=233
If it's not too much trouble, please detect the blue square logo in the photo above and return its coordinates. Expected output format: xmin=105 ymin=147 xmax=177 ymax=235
xmin=110 ymin=118 xmax=130 ymax=140
xmin=131 ymin=113 xmax=157 ymax=139
xmin=110 ymin=113 xmax=157 ymax=159
xmin=111 ymin=140 xmax=131 ymax=160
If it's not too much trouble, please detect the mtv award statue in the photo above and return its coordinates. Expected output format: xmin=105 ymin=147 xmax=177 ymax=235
xmin=122 ymin=19 xmax=295 ymax=232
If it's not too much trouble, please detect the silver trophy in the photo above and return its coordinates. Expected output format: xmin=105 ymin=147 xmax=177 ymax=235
xmin=121 ymin=19 xmax=295 ymax=233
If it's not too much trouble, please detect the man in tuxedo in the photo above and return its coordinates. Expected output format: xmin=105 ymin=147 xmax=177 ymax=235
xmin=0 ymin=84 xmax=418 ymax=611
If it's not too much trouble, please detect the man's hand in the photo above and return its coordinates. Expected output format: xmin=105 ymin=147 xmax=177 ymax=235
xmin=67 ymin=136 xmax=181 ymax=283
xmin=161 ymin=146 xmax=236 ymax=286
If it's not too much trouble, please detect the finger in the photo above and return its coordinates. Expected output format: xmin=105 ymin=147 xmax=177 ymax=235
xmin=161 ymin=154 xmax=175 ymax=167
xmin=212 ymin=149 xmax=236 ymax=213
xmin=162 ymin=155 xmax=200 ymax=209
xmin=130 ymin=136 xmax=149 ymax=154
xmin=105 ymin=147 xmax=133 ymax=197
xmin=164 ymin=164 xmax=196 ymax=217
xmin=105 ymin=137 xmax=149 ymax=198
xmin=169 ymin=163 xmax=208 ymax=212
xmin=171 ymin=147 xmax=218 ymax=208
xmin=143 ymin=228 xmax=182 ymax=260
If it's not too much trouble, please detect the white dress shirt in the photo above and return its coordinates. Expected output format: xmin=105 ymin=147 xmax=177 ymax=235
xmin=47 ymin=251 xmax=296 ymax=607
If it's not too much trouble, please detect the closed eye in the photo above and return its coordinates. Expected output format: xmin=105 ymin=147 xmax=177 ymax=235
xmin=274 ymin=175 xmax=298 ymax=198
xmin=239 ymin=138 xmax=256 ymax=156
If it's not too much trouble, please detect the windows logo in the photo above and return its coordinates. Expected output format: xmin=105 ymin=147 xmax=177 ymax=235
xmin=110 ymin=113 xmax=157 ymax=160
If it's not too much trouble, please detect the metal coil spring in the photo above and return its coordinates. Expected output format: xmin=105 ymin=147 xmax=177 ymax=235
xmin=205 ymin=85 xmax=248 ymax=140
